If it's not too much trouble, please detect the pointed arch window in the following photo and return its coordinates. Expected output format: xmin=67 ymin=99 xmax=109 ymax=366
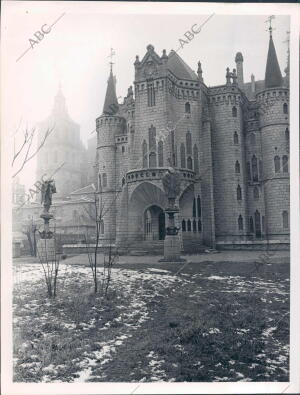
xmin=247 ymin=162 xmax=251 ymax=180
xmin=185 ymin=102 xmax=191 ymax=113
xmin=274 ymin=155 xmax=280 ymax=173
xmin=187 ymin=156 xmax=193 ymax=170
xmin=147 ymin=82 xmax=155 ymax=107
xmin=262 ymin=216 xmax=265 ymax=233
xmin=252 ymin=155 xmax=258 ymax=182
xmin=282 ymin=155 xmax=289 ymax=173
xmin=198 ymin=219 xmax=202 ymax=232
xmin=158 ymin=140 xmax=164 ymax=167
xmin=249 ymin=217 xmax=254 ymax=233
xmin=192 ymin=198 xmax=196 ymax=217
xmin=182 ymin=220 xmax=186 ymax=232
xmin=193 ymin=145 xmax=199 ymax=174
xmin=234 ymin=132 xmax=239 ymax=145
xmin=186 ymin=131 xmax=192 ymax=155
xmin=100 ymin=220 xmax=105 ymax=235
xmin=285 ymin=128 xmax=289 ymax=143
xmin=142 ymin=140 xmax=148 ymax=168
xmin=237 ymin=184 xmax=242 ymax=200
xmin=232 ymin=106 xmax=237 ymax=117
xmin=187 ymin=219 xmax=191 ymax=232
xmin=255 ymin=210 xmax=261 ymax=238
xmin=73 ymin=210 xmax=79 ymax=224
xmin=98 ymin=173 xmax=102 ymax=191
xmin=235 ymin=160 xmax=240 ymax=174
xmin=259 ymin=160 xmax=263 ymax=179
xmin=149 ymin=152 xmax=157 ymax=168
xmin=180 ymin=143 xmax=186 ymax=168
xmin=102 ymin=173 xmax=107 ymax=187
xmin=283 ymin=103 xmax=288 ymax=114
xmin=192 ymin=219 xmax=197 ymax=232
xmin=197 ymin=196 xmax=201 ymax=217
xmin=282 ymin=211 xmax=289 ymax=229
xmin=253 ymin=186 xmax=259 ymax=200
xmin=238 ymin=215 xmax=243 ymax=231
xmin=149 ymin=125 xmax=156 ymax=152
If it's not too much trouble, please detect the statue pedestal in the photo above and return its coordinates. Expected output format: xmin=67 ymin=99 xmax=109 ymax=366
xmin=37 ymin=238 xmax=56 ymax=263
xmin=159 ymin=235 xmax=186 ymax=263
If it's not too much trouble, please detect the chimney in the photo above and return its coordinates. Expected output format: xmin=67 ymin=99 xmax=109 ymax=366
xmin=235 ymin=52 xmax=244 ymax=87
xmin=251 ymin=74 xmax=255 ymax=93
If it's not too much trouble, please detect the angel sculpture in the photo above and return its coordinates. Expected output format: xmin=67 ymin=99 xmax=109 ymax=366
xmin=41 ymin=179 xmax=56 ymax=213
xmin=162 ymin=167 xmax=181 ymax=202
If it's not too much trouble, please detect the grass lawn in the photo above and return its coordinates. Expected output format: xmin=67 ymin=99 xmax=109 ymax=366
xmin=13 ymin=257 xmax=289 ymax=382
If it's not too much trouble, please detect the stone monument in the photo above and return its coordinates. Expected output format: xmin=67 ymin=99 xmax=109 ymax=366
xmin=37 ymin=179 xmax=57 ymax=262
xmin=160 ymin=167 xmax=186 ymax=262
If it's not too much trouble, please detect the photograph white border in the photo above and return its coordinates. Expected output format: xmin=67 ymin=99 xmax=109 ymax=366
xmin=1 ymin=2 xmax=299 ymax=394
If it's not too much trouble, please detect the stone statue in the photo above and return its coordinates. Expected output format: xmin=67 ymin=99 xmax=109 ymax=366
xmin=41 ymin=179 xmax=56 ymax=213
xmin=162 ymin=167 xmax=181 ymax=201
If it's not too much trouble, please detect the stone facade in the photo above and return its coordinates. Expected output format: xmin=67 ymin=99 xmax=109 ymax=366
xmin=96 ymin=35 xmax=290 ymax=251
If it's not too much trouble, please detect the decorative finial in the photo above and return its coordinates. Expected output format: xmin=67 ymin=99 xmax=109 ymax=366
xmin=197 ymin=61 xmax=203 ymax=82
xmin=232 ymin=69 xmax=237 ymax=86
xmin=108 ymin=47 xmax=115 ymax=72
xmin=226 ymin=67 xmax=231 ymax=85
xmin=134 ymin=55 xmax=140 ymax=66
xmin=147 ymin=44 xmax=154 ymax=52
xmin=161 ymin=49 xmax=168 ymax=60
xmin=265 ymin=15 xmax=275 ymax=37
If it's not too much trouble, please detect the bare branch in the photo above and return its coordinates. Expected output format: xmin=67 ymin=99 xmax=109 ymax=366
xmin=12 ymin=125 xmax=55 ymax=178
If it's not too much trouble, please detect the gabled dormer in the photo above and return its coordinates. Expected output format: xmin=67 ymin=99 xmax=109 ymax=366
xmin=134 ymin=44 xmax=166 ymax=82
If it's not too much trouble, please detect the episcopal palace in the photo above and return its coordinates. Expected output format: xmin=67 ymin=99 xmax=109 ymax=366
xmin=94 ymin=31 xmax=289 ymax=251
xmin=14 ymin=29 xmax=290 ymax=253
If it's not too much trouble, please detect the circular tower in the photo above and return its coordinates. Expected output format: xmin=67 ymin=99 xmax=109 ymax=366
xmin=258 ymin=31 xmax=289 ymax=243
xmin=96 ymin=70 xmax=124 ymax=243
xmin=209 ymin=69 xmax=248 ymax=245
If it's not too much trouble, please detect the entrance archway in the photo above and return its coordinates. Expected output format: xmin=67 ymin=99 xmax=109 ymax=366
xmin=144 ymin=205 xmax=165 ymax=240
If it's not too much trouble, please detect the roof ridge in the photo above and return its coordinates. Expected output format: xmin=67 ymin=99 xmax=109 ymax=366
xmin=167 ymin=50 xmax=198 ymax=81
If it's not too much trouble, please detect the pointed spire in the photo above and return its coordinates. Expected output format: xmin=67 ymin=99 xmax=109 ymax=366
xmin=264 ymin=19 xmax=282 ymax=88
xmin=102 ymin=70 xmax=119 ymax=115
xmin=52 ymin=84 xmax=68 ymax=116
xmin=283 ymin=31 xmax=290 ymax=86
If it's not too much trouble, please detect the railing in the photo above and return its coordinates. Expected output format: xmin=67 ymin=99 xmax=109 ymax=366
xmin=126 ymin=167 xmax=196 ymax=183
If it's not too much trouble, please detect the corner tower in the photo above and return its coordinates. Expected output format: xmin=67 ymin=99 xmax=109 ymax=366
xmin=96 ymin=69 xmax=125 ymax=242
xmin=258 ymin=27 xmax=289 ymax=242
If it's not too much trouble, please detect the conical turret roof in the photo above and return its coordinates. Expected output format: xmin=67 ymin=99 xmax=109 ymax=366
xmin=265 ymin=35 xmax=282 ymax=88
xmin=103 ymin=70 xmax=119 ymax=115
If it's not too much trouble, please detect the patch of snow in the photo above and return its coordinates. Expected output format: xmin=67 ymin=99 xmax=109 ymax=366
xmin=262 ymin=326 xmax=277 ymax=337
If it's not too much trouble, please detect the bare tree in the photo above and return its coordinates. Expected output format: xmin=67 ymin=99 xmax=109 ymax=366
xmin=22 ymin=218 xmax=38 ymax=257
xmin=36 ymin=233 xmax=60 ymax=298
xmin=12 ymin=124 xmax=55 ymax=178
xmin=81 ymin=191 xmax=120 ymax=295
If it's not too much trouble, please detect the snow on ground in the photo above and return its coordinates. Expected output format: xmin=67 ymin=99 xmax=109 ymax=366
xmin=13 ymin=263 xmax=189 ymax=382
xmin=13 ymin=261 xmax=289 ymax=383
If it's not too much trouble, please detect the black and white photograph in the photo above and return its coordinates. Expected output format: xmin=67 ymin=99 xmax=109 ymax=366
xmin=1 ymin=2 xmax=300 ymax=394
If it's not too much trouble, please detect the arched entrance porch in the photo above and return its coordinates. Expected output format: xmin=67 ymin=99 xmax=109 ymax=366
xmin=144 ymin=205 xmax=165 ymax=241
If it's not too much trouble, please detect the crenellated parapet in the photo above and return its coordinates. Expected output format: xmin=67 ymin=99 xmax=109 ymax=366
xmin=96 ymin=115 xmax=125 ymax=128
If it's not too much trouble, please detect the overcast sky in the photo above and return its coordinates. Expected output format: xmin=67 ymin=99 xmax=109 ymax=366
xmin=2 ymin=2 xmax=291 ymax=189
